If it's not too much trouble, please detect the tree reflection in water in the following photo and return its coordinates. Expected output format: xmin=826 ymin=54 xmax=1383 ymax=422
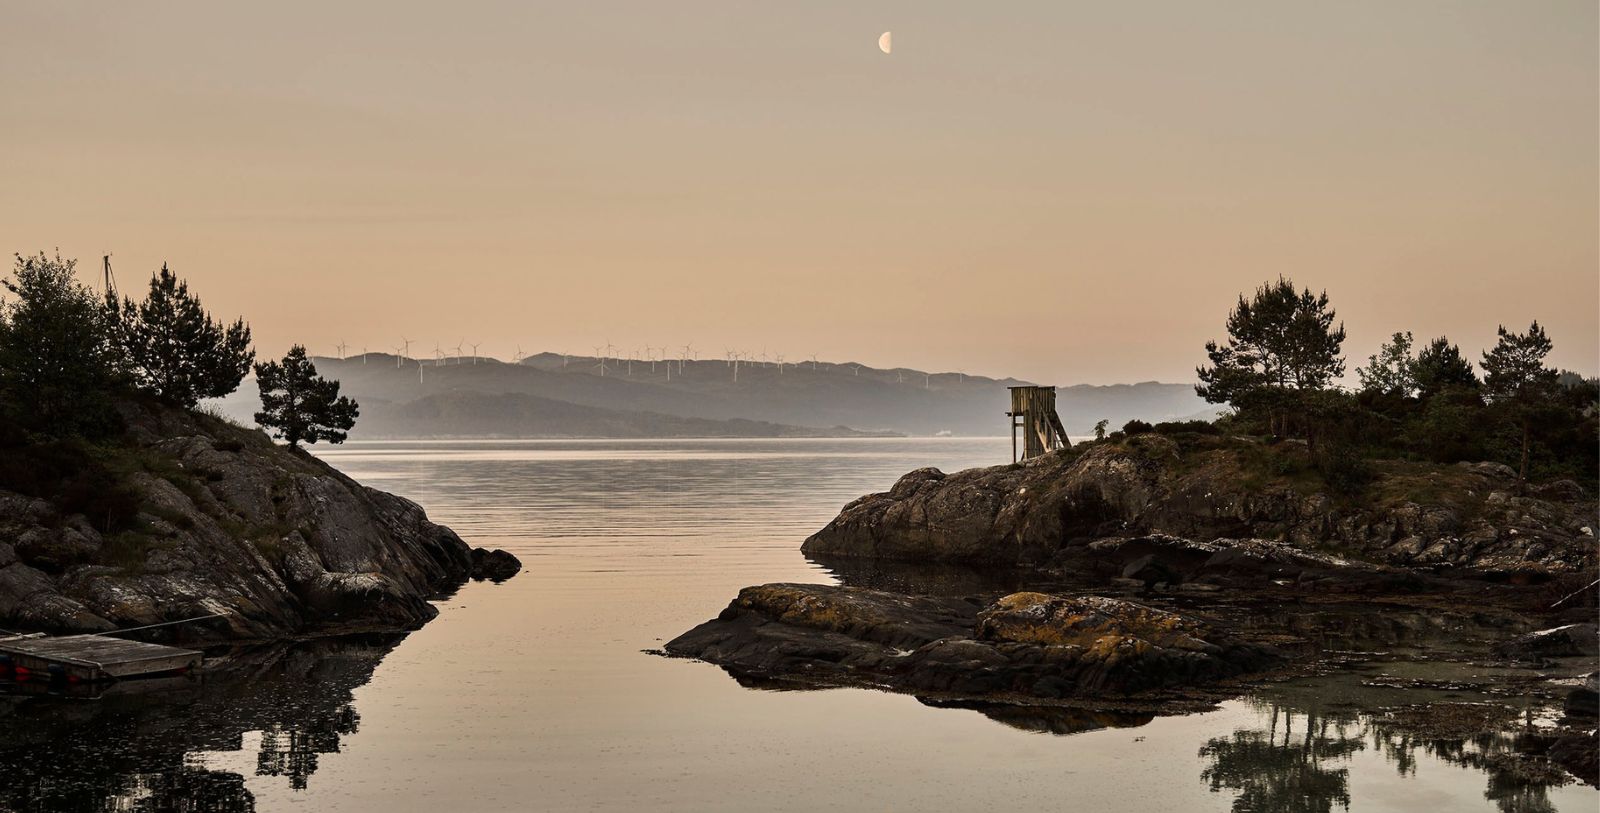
xmin=1200 ymin=698 xmax=1574 ymax=813
xmin=1200 ymin=706 xmax=1362 ymax=813
xmin=0 ymin=633 xmax=403 ymax=813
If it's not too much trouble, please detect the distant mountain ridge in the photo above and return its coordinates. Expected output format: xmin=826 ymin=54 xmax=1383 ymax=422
xmin=209 ymin=352 xmax=1214 ymax=439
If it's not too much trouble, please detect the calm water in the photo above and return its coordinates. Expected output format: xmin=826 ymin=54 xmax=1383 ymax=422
xmin=1 ymin=438 xmax=1594 ymax=812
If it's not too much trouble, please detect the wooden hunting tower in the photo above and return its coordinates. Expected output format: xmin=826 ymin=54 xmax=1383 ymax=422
xmin=1007 ymin=386 xmax=1070 ymax=462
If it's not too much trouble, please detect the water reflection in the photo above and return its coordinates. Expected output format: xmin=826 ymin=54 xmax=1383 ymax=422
xmin=918 ymin=698 xmax=1156 ymax=735
xmin=0 ymin=634 xmax=401 ymax=813
xmin=1199 ymin=699 xmax=1576 ymax=813
xmin=4 ymin=440 xmax=1583 ymax=812
xmin=1199 ymin=709 xmax=1361 ymax=813
xmin=806 ymin=552 xmax=1036 ymax=596
xmin=749 ymin=555 xmax=1590 ymax=809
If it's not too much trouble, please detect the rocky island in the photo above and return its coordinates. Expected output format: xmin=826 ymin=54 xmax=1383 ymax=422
xmin=0 ymin=253 xmax=519 ymax=645
xmin=0 ymin=399 xmax=518 ymax=641
xmin=802 ymin=433 xmax=1596 ymax=578
xmin=667 ymin=429 xmax=1599 ymax=784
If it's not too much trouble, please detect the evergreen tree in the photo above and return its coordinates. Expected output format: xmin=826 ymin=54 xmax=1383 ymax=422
xmin=1480 ymin=322 xmax=1560 ymax=480
xmin=1355 ymin=332 xmax=1416 ymax=397
xmin=1412 ymin=337 xmax=1479 ymax=398
xmin=0 ymin=252 xmax=121 ymax=435
xmin=254 ymin=346 xmax=359 ymax=448
xmin=1196 ymin=278 xmax=1346 ymax=436
xmin=113 ymin=264 xmax=254 ymax=407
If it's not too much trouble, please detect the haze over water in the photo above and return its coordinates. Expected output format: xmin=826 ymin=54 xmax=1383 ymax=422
xmin=8 ymin=438 xmax=1573 ymax=812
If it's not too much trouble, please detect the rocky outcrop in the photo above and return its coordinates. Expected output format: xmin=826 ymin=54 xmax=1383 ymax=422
xmin=664 ymin=583 xmax=1283 ymax=701
xmin=1495 ymin=624 xmax=1600 ymax=660
xmin=470 ymin=548 xmax=522 ymax=582
xmin=802 ymin=436 xmax=1598 ymax=578
xmin=0 ymin=400 xmax=517 ymax=641
xmin=1062 ymin=534 xmax=1430 ymax=594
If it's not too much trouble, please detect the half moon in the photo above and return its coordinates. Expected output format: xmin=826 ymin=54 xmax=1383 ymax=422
xmin=878 ymin=31 xmax=892 ymax=55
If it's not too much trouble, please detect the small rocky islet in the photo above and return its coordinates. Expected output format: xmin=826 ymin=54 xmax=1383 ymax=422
xmin=666 ymin=432 xmax=1599 ymax=785
xmin=666 ymin=584 xmax=1284 ymax=701
xmin=0 ymin=399 xmax=519 ymax=642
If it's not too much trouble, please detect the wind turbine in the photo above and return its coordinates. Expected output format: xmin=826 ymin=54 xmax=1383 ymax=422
xmin=680 ymin=344 xmax=692 ymax=375
xmin=514 ymin=345 xmax=525 ymax=364
xmin=361 ymin=346 xmax=368 ymax=364
xmin=775 ymin=353 xmax=785 ymax=374
xmin=434 ymin=343 xmax=444 ymax=366
xmin=592 ymin=345 xmax=609 ymax=377
xmin=454 ymin=340 xmax=465 ymax=365
xmin=810 ymin=354 xmax=819 ymax=371
xmin=470 ymin=342 xmax=481 ymax=365
xmin=335 ymin=341 xmax=348 ymax=360
xmin=398 ymin=337 xmax=413 ymax=368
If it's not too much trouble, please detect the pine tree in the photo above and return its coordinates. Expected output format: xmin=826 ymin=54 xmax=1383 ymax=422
xmin=112 ymin=264 xmax=254 ymax=407
xmin=254 ymin=346 xmax=359 ymax=447
xmin=0 ymin=252 xmax=121 ymax=435
xmin=1196 ymin=278 xmax=1346 ymax=436
xmin=1480 ymin=321 xmax=1559 ymax=480
xmin=1412 ymin=337 xmax=1480 ymax=398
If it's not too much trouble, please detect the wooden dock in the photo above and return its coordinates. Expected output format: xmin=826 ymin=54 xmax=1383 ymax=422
xmin=0 ymin=633 xmax=202 ymax=681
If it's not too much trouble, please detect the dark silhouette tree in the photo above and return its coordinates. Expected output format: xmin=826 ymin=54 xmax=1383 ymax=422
xmin=1196 ymin=278 xmax=1346 ymax=437
xmin=111 ymin=264 xmax=253 ymax=408
xmin=254 ymin=346 xmax=358 ymax=448
xmin=1480 ymin=322 xmax=1559 ymax=480
xmin=0 ymin=252 xmax=122 ymax=435
xmin=1411 ymin=337 xmax=1479 ymax=399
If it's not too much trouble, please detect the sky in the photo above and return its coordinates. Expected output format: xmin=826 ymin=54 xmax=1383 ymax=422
xmin=2 ymin=1 xmax=1595 ymax=384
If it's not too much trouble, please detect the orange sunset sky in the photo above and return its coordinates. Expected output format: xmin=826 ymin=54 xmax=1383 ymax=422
xmin=3 ymin=1 xmax=1595 ymax=383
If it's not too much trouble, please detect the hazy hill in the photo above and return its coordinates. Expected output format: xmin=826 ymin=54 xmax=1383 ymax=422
xmin=349 ymin=391 xmax=890 ymax=439
xmin=211 ymin=352 xmax=1212 ymax=438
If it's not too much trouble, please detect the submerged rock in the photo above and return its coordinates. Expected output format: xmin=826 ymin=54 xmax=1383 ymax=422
xmin=664 ymin=583 xmax=1283 ymax=702
xmin=1563 ymin=672 xmax=1599 ymax=719
xmin=1548 ymin=731 xmax=1600 ymax=786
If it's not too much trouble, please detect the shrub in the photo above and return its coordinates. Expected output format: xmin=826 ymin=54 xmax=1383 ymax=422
xmin=1152 ymin=420 xmax=1221 ymax=436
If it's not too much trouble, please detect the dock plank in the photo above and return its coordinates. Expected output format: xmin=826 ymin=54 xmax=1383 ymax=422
xmin=0 ymin=634 xmax=202 ymax=680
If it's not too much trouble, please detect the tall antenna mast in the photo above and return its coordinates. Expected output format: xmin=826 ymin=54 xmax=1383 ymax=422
xmin=102 ymin=255 xmax=118 ymax=298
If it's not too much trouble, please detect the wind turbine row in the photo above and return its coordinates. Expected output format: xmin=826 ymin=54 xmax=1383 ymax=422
xmin=320 ymin=341 xmax=972 ymax=391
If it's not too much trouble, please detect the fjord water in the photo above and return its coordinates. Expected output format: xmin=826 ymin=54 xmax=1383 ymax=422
xmin=3 ymin=439 xmax=1594 ymax=812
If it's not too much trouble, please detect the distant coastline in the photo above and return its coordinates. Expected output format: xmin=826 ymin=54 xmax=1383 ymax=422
xmin=206 ymin=353 xmax=1213 ymax=440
